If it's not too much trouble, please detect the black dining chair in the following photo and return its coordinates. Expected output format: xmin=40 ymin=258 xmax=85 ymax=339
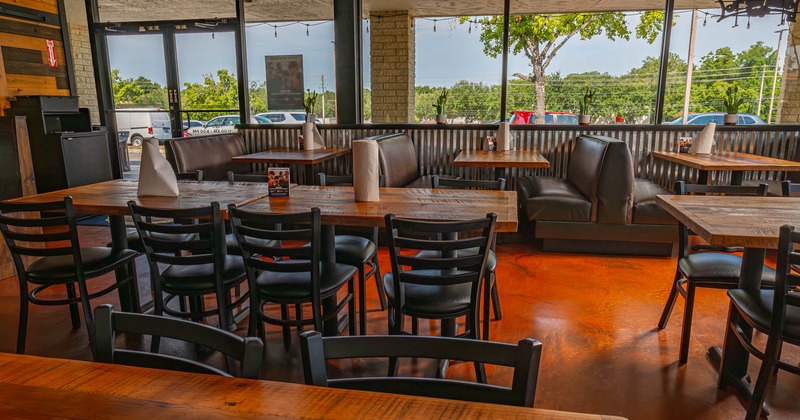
xmin=657 ymin=181 xmax=776 ymax=364
xmin=0 ymin=197 xmax=138 ymax=355
xmin=227 ymin=171 xmax=270 ymax=184
xmin=384 ymin=212 xmax=496 ymax=381
xmin=128 ymin=201 xmax=248 ymax=346
xmin=228 ymin=205 xmax=356 ymax=349
xmin=724 ymin=224 xmax=800 ymax=419
xmin=299 ymin=330 xmax=542 ymax=407
xmin=318 ymin=173 xmax=387 ymax=335
xmin=94 ymin=304 xmax=263 ymax=379
xmin=429 ymin=175 xmax=505 ymax=340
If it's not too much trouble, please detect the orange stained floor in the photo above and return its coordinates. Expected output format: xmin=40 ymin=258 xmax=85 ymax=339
xmin=1 ymin=226 xmax=799 ymax=420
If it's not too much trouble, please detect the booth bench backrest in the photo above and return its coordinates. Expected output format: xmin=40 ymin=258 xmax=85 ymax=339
xmin=165 ymin=133 xmax=251 ymax=181
xmin=369 ymin=133 xmax=419 ymax=188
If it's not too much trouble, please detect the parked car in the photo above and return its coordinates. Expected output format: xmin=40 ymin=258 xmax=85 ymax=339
xmin=115 ymin=108 xmax=171 ymax=146
xmin=666 ymin=112 xmax=766 ymax=125
xmin=256 ymin=111 xmax=311 ymax=124
xmin=509 ymin=111 xmax=579 ymax=125
xmin=185 ymin=115 xmax=271 ymax=136
xmin=182 ymin=119 xmax=205 ymax=130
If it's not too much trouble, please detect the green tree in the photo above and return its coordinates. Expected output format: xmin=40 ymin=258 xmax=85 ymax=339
xmin=111 ymin=69 xmax=168 ymax=109
xmin=466 ymin=12 xmax=665 ymax=123
xmin=448 ymin=80 xmax=499 ymax=122
xmin=181 ymin=69 xmax=240 ymax=120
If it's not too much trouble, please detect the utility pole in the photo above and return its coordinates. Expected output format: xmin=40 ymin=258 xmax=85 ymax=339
xmin=757 ymin=65 xmax=766 ymax=116
xmin=321 ymin=74 xmax=326 ymax=123
xmin=681 ymin=9 xmax=698 ymax=124
xmin=768 ymin=29 xmax=787 ymax=124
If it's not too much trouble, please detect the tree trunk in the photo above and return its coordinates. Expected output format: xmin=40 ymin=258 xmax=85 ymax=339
xmin=532 ymin=61 xmax=546 ymax=124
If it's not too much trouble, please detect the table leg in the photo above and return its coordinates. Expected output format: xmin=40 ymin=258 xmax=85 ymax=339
xmin=730 ymin=171 xmax=744 ymax=186
xmin=321 ymin=225 xmax=341 ymax=336
xmin=715 ymin=248 xmax=767 ymax=412
xmin=109 ymin=216 xmax=140 ymax=313
xmin=494 ymin=167 xmax=505 ymax=182
xmin=697 ymin=170 xmax=709 ymax=185
xmin=305 ymin=165 xmax=315 ymax=186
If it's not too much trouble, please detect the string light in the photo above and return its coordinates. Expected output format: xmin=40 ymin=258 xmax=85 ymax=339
xmin=747 ymin=15 xmax=751 ymax=29
xmin=468 ymin=20 xmax=472 ymax=33
xmin=306 ymin=23 xmax=309 ymax=36
xmin=365 ymin=18 xmax=369 ymax=33
xmin=274 ymin=26 xmax=277 ymax=37
xmin=433 ymin=19 xmax=437 ymax=32
xmin=703 ymin=12 xmax=708 ymax=26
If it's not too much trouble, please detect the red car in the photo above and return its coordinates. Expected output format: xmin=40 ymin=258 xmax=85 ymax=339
xmin=509 ymin=111 xmax=578 ymax=125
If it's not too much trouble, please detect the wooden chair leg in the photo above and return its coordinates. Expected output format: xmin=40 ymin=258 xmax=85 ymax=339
xmin=358 ymin=267 xmax=367 ymax=335
xmin=746 ymin=340 xmax=782 ymax=420
xmin=215 ymin=287 xmax=234 ymax=373
xmin=295 ymin=303 xmax=303 ymax=332
xmin=348 ymin=279 xmax=357 ymax=335
xmin=483 ymin=276 xmax=491 ymax=341
xmin=679 ymin=283 xmax=696 ymax=365
xmin=280 ymin=304 xmax=292 ymax=350
xmin=490 ymin=272 xmax=502 ymax=321
xmin=373 ymin=254 xmax=387 ymax=311
xmin=66 ymin=282 xmax=81 ymax=329
xmin=411 ymin=316 xmax=419 ymax=335
xmin=658 ymin=269 xmax=683 ymax=329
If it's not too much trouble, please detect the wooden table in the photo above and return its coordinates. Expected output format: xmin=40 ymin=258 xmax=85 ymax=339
xmin=232 ymin=148 xmax=351 ymax=185
xmin=656 ymin=194 xmax=800 ymax=413
xmin=651 ymin=151 xmax=800 ymax=185
xmin=7 ymin=179 xmax=270 ymax=312
xmin=0 ymin=353 xmax=623 ymax=420
xmin=454 ymin=149 xmax=550 ymax=181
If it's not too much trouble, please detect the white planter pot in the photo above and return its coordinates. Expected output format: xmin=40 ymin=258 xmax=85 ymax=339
xmin=436 ymin=114 xmax=447 ymax=124
xmin=724 ymin=113 xmax=737 ymax=125
xmin=578 ymin=115 xmax=591 ymax=125
xmin=305 ymin=114 xmax=316 ymax=123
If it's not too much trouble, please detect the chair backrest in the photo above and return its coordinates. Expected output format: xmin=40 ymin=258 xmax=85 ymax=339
xmin=127 ymin=201 xmax=226 ymax=271
xmin=227 ymin=171 xmax=269 ymax=183
xmin=781 ymin=180 xmax=800 ymax=197
xmin=0 ymin=198 xmax=84 ymax=279
xmin=384 ymin=212 xmax=495 ymax=333
xmin=94 ymin=304 xmax=263 ymax=378
xmin=165 ymin=133 xmax=250 ymax=180
xmin=318 ymin=173 xmax=387 ymax=188
xmin=771 ymin=225 xmax=800 ymax=341
xmin=372 ymin=133 xmax=418 ymax=188
xmin=673 ymin=180 xmax=769 ymax=257
xmin=175 ymin=170 xmax=204 ymax=181
xmin=299 ymin=331 xmax=542 ymax=407
xmin=228 ymin=205 xmax=322 ymax=306
xmin=431 ymin=175 xmax=506 ymax=191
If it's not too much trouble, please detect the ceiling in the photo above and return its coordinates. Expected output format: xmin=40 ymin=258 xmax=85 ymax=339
xmin=96 ymin=0 xmax=721 ymax=23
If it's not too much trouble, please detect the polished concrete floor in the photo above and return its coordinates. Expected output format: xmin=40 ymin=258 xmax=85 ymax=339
xmin=1 ymin=226 xmax=799 ymax=419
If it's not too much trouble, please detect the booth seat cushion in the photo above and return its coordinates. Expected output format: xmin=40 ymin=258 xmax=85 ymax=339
xmin=166 ymin=133 xmax=251 ymax=180
xmin=519 ymin=176 xmax=592 ymax=222
xmin=374 ymin=133 xmax=420 ymax=188
xmin=632 ymin=179 xmax=677 ymax=225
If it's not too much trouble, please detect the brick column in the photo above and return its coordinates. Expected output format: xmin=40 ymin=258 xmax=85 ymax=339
xmin=64 ymin=0 xmax=100 ymax=124
xmin=370 ymin=11 xmax=415 ymax=123
xmin=777 ymin=23 xmax=800 ymax=123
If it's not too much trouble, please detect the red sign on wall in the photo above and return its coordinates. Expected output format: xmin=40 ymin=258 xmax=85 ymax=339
xmin=45 ymin=39 xmax=57 ymax=68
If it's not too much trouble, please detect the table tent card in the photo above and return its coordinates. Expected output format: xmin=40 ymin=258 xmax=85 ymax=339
xmin=137 ymin=138 xmax=179 ymax=197
xmin=352 ymin=139 xmax=380 ymax=202
xmin=496 ymin=122 xmax=514 ymax=151
xmin=302 ymin=123 xmax=327 ymax=151
xmin=268 ymin=168 xmax=290 ymax=197
xmin=688 ymin=122 xmax=716 ymax=155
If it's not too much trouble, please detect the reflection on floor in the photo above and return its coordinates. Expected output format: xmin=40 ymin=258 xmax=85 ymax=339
xmin=1 ymin=226 xmax=798 ymax=420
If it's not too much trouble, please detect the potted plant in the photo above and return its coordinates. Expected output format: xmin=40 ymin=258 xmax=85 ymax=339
xmin=578 ymin=85 xmax=592 ymax=125
xmin=304 ymin=89 xmax=318 ymax=123
xmin=723 ymin=82 xmax=746 ymax=125
xmin=433 ymin=88 xmax=448 ymax=124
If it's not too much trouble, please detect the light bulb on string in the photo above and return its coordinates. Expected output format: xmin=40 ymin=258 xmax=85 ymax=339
xmin=747 ymin=16 xmax=751 ymax=29
xmin=212 ymin=31 xmax=215 ymax=39
xmin=468 ymin=20 xmax=472 ymax=33
xmin=274 ymin=25 xmax=277 ymax=37
xmin=433 ymin=19 xmax=437 ymax=32
xmin=703 ymin=13 xmax=707 ymax=27
xmin=366 ymin=19 xmax=369 ymax=33
xmin=306 ymin=24 xmax=309 ymax=36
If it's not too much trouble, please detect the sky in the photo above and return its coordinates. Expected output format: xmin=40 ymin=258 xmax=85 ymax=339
xmin=106 ymin=8 xmax=790 ymax=92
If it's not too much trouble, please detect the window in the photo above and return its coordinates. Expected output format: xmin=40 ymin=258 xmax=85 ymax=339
xmin=206 ymin=117 xmax=225 ymax=127
xmin=225 ymin=117 xmax=240 ymax=126
xmin=291 ymin=113 xmax=307 ymax=121
xmin=265 ymin=114 xmax=285 ymax=123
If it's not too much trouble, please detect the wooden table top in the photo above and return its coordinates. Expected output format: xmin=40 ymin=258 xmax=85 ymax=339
xmin=651 ymin=151 xmax=800 ymax=172
xmin=0 ymin=354 xmax=623 ymax=420
xmin=232 ymin=148 xmax=351 ymax=165
xmin=245 ymin=186 xmax=519 ymax=232
xmin=6 ymin=180 xmax=269 ymax=217
xmin=656 ymin=195 xmax=800 ymax=249
xmin=454 ymin=149 xmax=550 ymax=168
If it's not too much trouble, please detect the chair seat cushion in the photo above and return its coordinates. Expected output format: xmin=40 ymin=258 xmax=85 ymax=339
xmin=161 ymin=255 xmax=246 ymax=294
xmin=383 ymin=271 xmax=473 ymax=316
xmin=728 ymin=289 xmax=800 ymax=342
xmin=632 ymin=179 xmax=677 ymax=225
xmin=679 ymin=252 xmax=776 ymax=285
xmin=335 ymin=235 xmax=377 ymax=266
xmin=519 ymin=176 xmax=591 ymax=222
xmin=414 ymin=249 xmax=496 ymax=272
xmin=225 ymin=233 xmax=278 ymax=256
xmin=27 ymin=247 xmax=138 ymax=284
xmin=255 ymin=261 xmax=357 ymax=300
xmin=404 ymin=174 xmax=457 ymax=189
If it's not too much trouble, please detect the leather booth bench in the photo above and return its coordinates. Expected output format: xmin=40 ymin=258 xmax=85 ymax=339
xmin=165 ymin=133 xmax=251 ymax=181
xmin=368 ymin=133 xmax=455 ymax=188
xmin=517 ymin=134 xmax=677 ymax=256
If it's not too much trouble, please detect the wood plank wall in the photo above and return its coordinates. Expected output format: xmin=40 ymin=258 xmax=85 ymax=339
xmin=0 ymin=0 xmax=71 ymax=115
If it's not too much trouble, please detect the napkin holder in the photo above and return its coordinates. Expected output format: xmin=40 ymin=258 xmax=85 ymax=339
xmin=302 ymin=123 xmax=327 ymax=151
xmin=137 ymin=138 xmax=179 ymax=197
xmin=352 ymin=140 xmax=380 ymax=202
xmin=496 ymin=122 xmax=514 ymax=151
xmin=688 ymin=122 xmax=716 ymax=155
